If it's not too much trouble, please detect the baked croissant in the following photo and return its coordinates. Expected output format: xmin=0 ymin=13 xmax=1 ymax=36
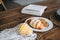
xmin=27 ymin=19 xmax=48 ymax=30
xmin=39 ymin=19 xmax=48 ymax=27
xmin=30 ymin=19 xmax=44 ymax=29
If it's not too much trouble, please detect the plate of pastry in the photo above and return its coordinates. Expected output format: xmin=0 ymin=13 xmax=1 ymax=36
xmin=25 ymin=17 xmax=53 ymax=32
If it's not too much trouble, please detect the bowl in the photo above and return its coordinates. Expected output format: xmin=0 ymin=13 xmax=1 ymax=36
xmin=54 ymin=9 xmax=60 ymax=21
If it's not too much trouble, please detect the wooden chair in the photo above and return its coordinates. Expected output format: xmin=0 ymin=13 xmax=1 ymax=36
xmin=0 ymin=0 xmax=7 ymax=11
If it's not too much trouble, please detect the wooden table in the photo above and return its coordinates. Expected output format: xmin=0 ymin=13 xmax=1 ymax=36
xmin=33 ymin=0 xmax=60 ymax=40
xmin=0 ymin=0 xmax=60 ymax=40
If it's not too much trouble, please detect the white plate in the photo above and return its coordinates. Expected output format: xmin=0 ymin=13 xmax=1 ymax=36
xmin=25 ymin=17 xmax=53 ymax=32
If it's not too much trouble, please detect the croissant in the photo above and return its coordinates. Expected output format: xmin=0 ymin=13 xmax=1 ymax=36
xmin=39 ymin=19 xmax=48 ymax=27
xmin=30 ymin=19 xmax=44 ymax=29
xmin=27 ymin=18 xmax=48 ymax=30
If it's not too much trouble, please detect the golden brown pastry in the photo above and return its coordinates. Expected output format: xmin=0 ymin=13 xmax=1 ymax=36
xmin=18 ymin=23 xmax=33 ymax=35
xmin=34 ymin=20 xmax=44 ymax=29
xmin=39 ymin=19 xmax=48 ymax=27
xmin=30 ymin=19 xmax=45 ymax=29
xmin=26 ymin=18 xmax=48 ymax=30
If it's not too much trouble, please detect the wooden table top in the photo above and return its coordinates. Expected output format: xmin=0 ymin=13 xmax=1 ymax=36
xmin=0 ymin=0 xmax=60 ymax=40
xmin=18 ymin=0 xmax=60 ymax=40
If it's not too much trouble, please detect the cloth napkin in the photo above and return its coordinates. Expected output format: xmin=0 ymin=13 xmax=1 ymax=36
xmin=0 ymin=26 xmax=37 ymax=40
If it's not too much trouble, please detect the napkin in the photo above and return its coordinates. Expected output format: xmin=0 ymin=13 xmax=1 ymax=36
xmin=0 ymin=26 xmax=37 ymax=40
xmin=21 ymin=4 xmax=47 ymax=16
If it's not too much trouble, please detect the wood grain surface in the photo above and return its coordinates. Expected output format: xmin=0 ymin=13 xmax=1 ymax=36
xmin=0 ymin=0 xmax=60 ymax=40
